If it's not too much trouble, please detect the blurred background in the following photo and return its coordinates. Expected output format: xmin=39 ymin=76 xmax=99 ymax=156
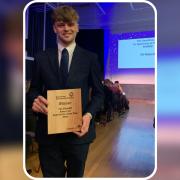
xmin=0 ymin=0 xmax=179 ymax=179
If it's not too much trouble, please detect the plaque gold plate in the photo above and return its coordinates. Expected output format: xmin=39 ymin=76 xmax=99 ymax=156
xmin=47 ymin=89 xmax=82 ymax=134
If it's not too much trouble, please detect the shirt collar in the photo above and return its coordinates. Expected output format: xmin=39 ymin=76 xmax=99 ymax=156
xmin=57 ymin=39 xmax=76 ymax=55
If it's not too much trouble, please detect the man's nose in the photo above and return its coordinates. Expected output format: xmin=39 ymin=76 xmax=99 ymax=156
xmin=64 ymin=24 xmax=70 ymax=31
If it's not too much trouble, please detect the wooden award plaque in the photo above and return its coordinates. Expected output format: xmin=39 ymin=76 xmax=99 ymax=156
xmin=47 ymin=89 xmax=82 ymax=134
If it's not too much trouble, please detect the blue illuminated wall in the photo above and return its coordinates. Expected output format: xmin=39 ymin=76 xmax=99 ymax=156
xmin=96 ymin=3 xmax=155 ymax=84
xmin=104 ymin=31 xmax=155 ymax=77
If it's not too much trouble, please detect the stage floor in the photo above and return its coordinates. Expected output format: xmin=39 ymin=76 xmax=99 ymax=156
xmin=26 ymin=99 xmax=155 ymax=178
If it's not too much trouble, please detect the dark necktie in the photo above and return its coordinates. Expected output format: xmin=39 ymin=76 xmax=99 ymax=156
xmin=59 ymin=48 xmax=69 ymax=87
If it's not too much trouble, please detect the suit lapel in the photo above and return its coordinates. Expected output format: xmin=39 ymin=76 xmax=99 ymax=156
xmin=67 ymin=46 xmax=81 ymax=83
xmin=47 ymin=48 xmax=59 ymax=76
xmin=47 ymin=48 xmax=64 ymax=87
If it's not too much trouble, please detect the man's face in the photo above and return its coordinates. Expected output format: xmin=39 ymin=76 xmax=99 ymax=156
xmin=53 ymin=21 xmax=79 ymax=46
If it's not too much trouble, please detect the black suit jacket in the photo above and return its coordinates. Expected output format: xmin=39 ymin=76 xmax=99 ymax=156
xmin=27 ymin=45 xmax=104 ymax=145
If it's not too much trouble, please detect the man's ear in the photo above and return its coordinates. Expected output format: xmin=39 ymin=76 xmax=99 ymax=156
xmin=53 ymin=24 xmax=57 ymax=34
xmin=76 ymin=24 xmax=79 ymax=33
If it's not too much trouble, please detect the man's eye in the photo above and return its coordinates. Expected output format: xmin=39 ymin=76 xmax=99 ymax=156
xmin=68 ymin=23 xmax=75 ymax=26
xmin=57 ymin=23 xmax=65 ymax=27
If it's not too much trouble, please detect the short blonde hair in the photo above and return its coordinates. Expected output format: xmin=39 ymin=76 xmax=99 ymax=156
xmin=51 ymin=5 xmax=79 ymax=23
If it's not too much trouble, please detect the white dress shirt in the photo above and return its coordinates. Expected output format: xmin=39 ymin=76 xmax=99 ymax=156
xmin=57 ymin=40 xmax=76 ymax=71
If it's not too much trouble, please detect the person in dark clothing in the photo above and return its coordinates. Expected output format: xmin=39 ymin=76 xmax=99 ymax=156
xmin=113 ymin=81 xmax=129 ymax=114
xmin=27 ymin=6 xmax=104 ymax=177
xmin=103 ymin=79 xmax=113 ymax=122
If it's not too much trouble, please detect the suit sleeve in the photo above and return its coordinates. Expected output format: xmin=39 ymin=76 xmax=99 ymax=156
xmin=26 ymin=54 xmax=43 ymax=107
xmin=86 ymin=55 xmax=104 ymax=118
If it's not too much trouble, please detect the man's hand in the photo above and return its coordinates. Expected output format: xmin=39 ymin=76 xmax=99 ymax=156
xmin=73 ymin=113 xmax=92 ymax=137
xmin=32 ymin=95 xmax=48 ymax=115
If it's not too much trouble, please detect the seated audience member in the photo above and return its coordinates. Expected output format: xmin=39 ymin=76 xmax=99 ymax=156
xmin=94 ymin=79 xmax=113 ymax=125
xmin=111 ymin=82 xmax=121 ymax=113
xmin=103 ymin=79 xmax=113 ymax=122
xmin=113 ymin=81 xmax=129 ymax=114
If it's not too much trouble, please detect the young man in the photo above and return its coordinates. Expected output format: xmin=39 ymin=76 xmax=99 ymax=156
xmin=27 ymin=5 xmax=104 ymax=177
